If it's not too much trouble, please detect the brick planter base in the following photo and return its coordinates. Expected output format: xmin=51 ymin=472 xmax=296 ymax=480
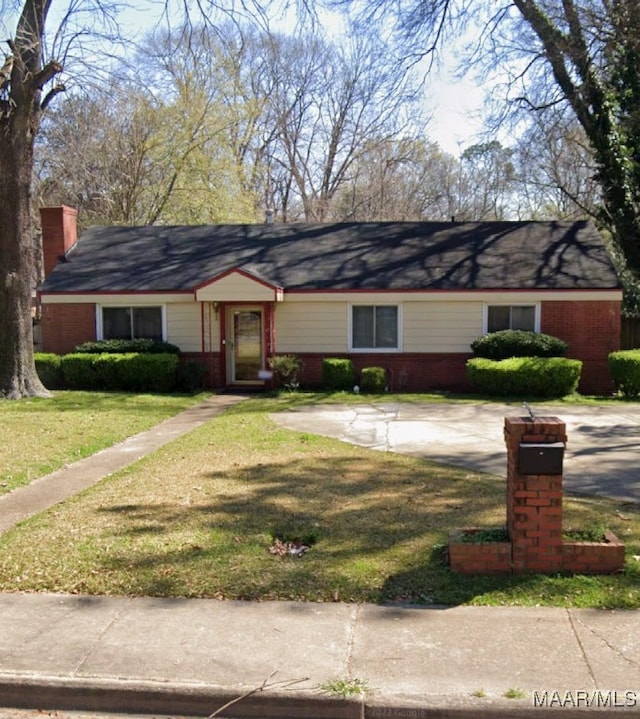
xmin=562 ymin=530 xmax=626 ymax=575
xmin=449 ymin=528 xmax=625 ymax=575
xmin=447 ymin=530 xmax=511 ymax=575
xmin=448 ymin=415 xmax=626 ymax=576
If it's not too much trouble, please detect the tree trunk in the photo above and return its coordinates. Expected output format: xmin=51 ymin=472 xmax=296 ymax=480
xmin=0 ymin=123 xmax=50 ymax=399
xmin=0 ymin=0 xmax=54 ymax=399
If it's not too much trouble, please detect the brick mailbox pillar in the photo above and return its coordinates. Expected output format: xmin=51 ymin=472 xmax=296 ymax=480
xmin=504 ymin=416 xmax=567 ymax=573
xmin=449 ymin=413 xmax=625 ymax=575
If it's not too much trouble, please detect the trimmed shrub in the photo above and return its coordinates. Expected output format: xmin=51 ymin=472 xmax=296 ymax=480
xmin=61 ymin=353 xmax=179 ymax=392
xmin=61 ymin=353 xmax=101 ymax=390
xmin=73 ymin=339 xmax=180 ymax=355
xmin=609 ymin=350 xmax=640 ymax=398
xmin=34 ymin=353 xmax=64 ymax=390
xmin=466 ymin=357 xmax=582 ymax=398
xmin=360 ymin=366 xmax=386 ymax=393
xmin=118 ymin=354 xmax=179 ymax=392
xmin=471 ymin=330 xmax=567 ymax=360
xmin=268 ymin=354 xmax=303 ymax=390
xmin=322 ymin=358 xmax=355 ymax=391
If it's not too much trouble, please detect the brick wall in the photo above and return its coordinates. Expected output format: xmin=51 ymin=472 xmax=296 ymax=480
xmin=40 ymin=304 xmax=96 ymax=355
xmin=541 ymin=300 xmax=621 ymax=395
xmin=180 ymin=352 xmax=222 ymax=389
xmin=293 ymin=352 xmax=472 ymax=393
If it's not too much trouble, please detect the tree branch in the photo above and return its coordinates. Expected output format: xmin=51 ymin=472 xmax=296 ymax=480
xmin=206 ymin=672 xmax=310 ymax=718
xmin=41 ymin=83 xmax=66 ymax=111
xmin=31 ymin=60 xmax=63 ymax=91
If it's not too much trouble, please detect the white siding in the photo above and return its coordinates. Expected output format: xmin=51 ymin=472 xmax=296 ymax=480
xmin=403 ymin=301 xmax=483 ymax=352
xmin=196 ymin=272 xmax=277 ymax=301
xmin=275 ymin=299 xmax=484 ymax=354
xmin=166 ymin=303 xmax=204 ymax=352
xmin=275 ymin=302 xmax=347 ymax=352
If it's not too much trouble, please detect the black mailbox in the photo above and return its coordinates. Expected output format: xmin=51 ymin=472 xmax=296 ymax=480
xmin=518 ymin=442 xmax=564 ymax=475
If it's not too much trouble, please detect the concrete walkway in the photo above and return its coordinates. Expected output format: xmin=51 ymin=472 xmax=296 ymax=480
xmin=0 ymin=393 xmax=246 ymax=535
xmin=1 ymin=395 xmax=640 ymax=718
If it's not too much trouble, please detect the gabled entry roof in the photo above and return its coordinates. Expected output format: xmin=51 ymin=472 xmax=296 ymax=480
xmin=39 ymin=220 xmax=620 ymax=294
xmin=195 ymin=267 xmax=284 ymax=302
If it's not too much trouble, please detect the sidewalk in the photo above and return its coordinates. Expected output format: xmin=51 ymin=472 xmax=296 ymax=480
xmin=1 ymin=396 xmax=639 ymax=718
xmin=0 ymin=593 xmax=639 ymax=718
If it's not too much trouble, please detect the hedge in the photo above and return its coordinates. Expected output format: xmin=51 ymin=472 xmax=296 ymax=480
xmin=34 ymin=353 xmax=64 ymax=390
xmin=609 ymin=350 xmax=640 ymax=398
xmin=322 ymin=358 xmax=355 ymax=391
xmin=360 ymin=366 xmax=386 ymax=393
xmin=60 ymin=353 xmax=179 ymax=392
xmin=471 ymin=330 xmax=567 ymax=360
xmin=73 ymin=339 xmax=181 ymax=355
xmin=466 ymin=356 xmax=582 ymax=398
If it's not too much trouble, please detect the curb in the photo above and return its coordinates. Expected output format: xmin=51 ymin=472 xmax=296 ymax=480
xmin=2 ymin=677 xmax=636 ymax=719
xmin=0 ymin=677 xmax=359 ymax=718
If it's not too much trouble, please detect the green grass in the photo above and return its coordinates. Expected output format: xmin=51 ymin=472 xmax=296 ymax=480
xmin=504 ymin=688 xmax=526 ymax=700
xmin=319 ymin=678 xmax=370 ymax=697
xmin=0 ymin=391 xmax=209 ymax=494
xmin=0 ymin=393 xmax=638 ymax=607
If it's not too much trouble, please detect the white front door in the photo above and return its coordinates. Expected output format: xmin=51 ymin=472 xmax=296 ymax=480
xmin=227 ymin=307 xmax=263 ymax=384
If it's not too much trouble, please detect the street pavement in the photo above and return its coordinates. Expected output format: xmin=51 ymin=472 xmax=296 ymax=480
xmin=271 ymin=401 xmax=640 ymax=503
xmin=0 ymin=396 xmax=639 ymax=719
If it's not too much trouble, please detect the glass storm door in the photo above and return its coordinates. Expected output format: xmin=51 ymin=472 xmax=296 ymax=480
xmin=229 ymin=308 xmax=263 ymax=383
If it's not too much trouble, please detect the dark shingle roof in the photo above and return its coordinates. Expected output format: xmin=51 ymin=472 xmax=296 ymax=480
xmin=39 ymin=220 xmax=620 ymax=293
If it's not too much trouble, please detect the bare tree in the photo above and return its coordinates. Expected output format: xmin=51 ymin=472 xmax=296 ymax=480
xmin=317 ymin=0 xmax=640 ymax=275
xmin=513 ymin=114 xmax=601 ymax=220
xmin=1 ymin=2 xmax=64 ymax=398
xmin=457 ymin=140 xmax=516 ymax=220
xmin=257 ymin=26 xmax=425 ymax=221
xmin=36 ymin=83 xmax=157 ymax=226
xmin=36 ymin=22 xmax=265 ymax=228
xmin=1 ymin=1 xmax=259 ymax=399
xmin=334 ymin=136 xmax=460 ymax=221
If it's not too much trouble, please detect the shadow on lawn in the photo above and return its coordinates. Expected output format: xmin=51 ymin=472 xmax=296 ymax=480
xmin=94 ymin=453 xmax=514 ymax=603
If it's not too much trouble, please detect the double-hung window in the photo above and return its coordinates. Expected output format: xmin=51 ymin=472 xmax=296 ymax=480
xmin=351 ymin=305 xmax=399 ymax=350
xmin=486 ymin=304 xmax=538 ymax=333
xmin=100 ymin=306 xmax=164 ymax=341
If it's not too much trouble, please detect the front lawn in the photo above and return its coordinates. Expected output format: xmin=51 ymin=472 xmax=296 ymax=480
xmin=0 ymin=394 xmax=638 ymax=607
xmin=0 ymin=391 xmax=209 ymax=494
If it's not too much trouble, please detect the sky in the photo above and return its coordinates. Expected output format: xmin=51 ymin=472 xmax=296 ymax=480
xmin=117 ymin=0 xmax=488 ymax=157
xmin=2 ymin=0 xmax=486 ymax=157
xmin=423 ymin=68 xmax=485 ymax=156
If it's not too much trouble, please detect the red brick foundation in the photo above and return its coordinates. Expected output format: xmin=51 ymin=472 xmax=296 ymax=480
xmin=294 ymin=352 xmax=472 ymax=393
xmin=449 ymin=415 xmax=625 ymax=575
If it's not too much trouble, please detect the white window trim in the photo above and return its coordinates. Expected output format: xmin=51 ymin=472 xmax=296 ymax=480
xmin=96 ymin=304 xmax=167 ymax=341
xmin=482 ymin=302 xmax=540 ymax=334
xmin=348 ymin=302 xmax=403 ymax=353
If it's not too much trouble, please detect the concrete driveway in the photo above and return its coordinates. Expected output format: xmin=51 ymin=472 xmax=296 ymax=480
xmin=272 ymin=402 xmax=640 ymax=503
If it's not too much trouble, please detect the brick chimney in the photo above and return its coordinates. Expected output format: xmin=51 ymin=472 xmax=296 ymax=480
xmin=40 ymin=206 xmax=78 ymax=278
